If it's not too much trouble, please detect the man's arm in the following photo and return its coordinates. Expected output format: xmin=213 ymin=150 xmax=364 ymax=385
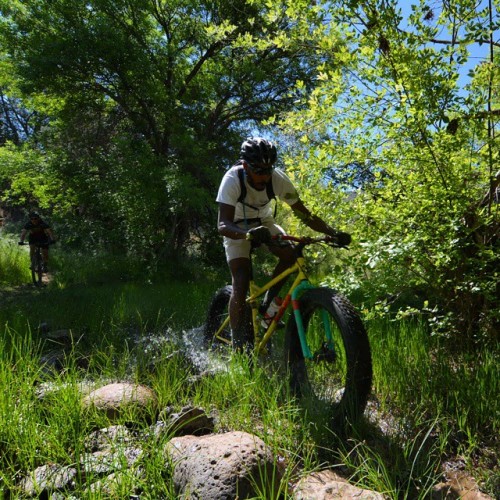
xmin=217 ymin=203 xmax=248 ymax=240
xmin=290 ymin=200 xmax=336 ymax=235
xmin=45 ymin=228 xmax=56 ymax=241
xmin=19 ymin=228 xmax=27 ymax=243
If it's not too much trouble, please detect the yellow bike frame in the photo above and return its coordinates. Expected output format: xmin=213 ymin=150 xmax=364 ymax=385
xmin=214 ymin=254 xmax=313 ymax=355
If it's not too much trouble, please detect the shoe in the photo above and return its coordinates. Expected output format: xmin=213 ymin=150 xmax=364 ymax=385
xmin=260 ymin=314 xmax=285 ymax=330
xmin=260 ymin=297 xmax=285 ymax=330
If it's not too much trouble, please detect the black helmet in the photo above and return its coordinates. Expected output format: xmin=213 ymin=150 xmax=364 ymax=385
xmin=240 ymin=137 xmax=277 ymax=165
xmin=29 ymin=212 xmax=40 ymax=219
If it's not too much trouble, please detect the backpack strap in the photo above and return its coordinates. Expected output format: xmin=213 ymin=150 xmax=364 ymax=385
xmin=237 ymin=167 xmax=247 ymax=204
xmin=236 ymin=167 xmax=277 ymax=217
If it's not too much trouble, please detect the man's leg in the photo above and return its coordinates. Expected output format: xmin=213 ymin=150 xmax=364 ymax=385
xmin=40 ymin=247 xmax=49 ymax=272
xmin=42 ymin=248 xmax=49 ymax=264
xmin=262 ymin=244 xmax=296 ymax=307
xmin=228 ymin=257 xmax=252 ymax=351
xmin=29 ymin=244 xmax=35 ymax=268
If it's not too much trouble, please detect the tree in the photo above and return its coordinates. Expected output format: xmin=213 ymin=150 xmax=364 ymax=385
xmin=0 ymin=0 xmax=338 ymax=260
xmin=277 ymin=0 xmax=499 ymax=343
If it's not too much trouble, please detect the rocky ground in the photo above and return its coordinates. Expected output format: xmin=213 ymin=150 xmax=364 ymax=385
xmin=5 ymin=326 xmax=497 ymax=499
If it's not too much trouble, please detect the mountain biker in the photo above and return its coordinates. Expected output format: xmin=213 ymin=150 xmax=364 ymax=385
xmin=19 ymin=212 xmax=56 ymax=272
xmin=216 ymin=137 xmax=351 ymax=350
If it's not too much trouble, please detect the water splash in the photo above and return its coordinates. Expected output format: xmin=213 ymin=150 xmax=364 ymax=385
xmin=134 ymin=324 xmax=229 ymax=375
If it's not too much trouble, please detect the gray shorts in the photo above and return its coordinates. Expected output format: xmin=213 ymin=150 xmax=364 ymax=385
xmin=223 ymin=218 xmax=286 ymax=262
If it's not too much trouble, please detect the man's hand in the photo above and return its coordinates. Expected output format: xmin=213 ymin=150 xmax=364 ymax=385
xmin=246 ymin=226 xmax=272 ymax=246
xmin=326 ymin=227 xmax=352 ymax=247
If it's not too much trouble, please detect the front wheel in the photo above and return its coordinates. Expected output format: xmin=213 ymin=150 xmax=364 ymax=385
xmin=203 ymin=285 xmax=253 ymax=351
xmin=284 ymin=288 xmax=372 ymax=430
xmin=31 ymin=251 xmax=43 ymax=286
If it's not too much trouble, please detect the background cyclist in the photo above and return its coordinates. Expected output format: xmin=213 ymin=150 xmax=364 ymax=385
xmin=19 ymin=212 xmax=56 ymax=272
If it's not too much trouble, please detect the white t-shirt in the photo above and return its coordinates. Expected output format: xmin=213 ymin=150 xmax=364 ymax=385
xmin=216 ymin=165 xmax=299 ymax=221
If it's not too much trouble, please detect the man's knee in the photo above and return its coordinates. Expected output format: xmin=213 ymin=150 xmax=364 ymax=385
xmin=277 ymin=247 xmax=296 ymax=267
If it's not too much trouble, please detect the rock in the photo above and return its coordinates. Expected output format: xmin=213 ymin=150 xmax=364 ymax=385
xmin=39 ymin=348 xmax=68 ymax=374
xmin=159 ymin=405 xmax=215 ymax=435
xmin=44 ymin=329 xmax=75 ymax=342
xmin=18 ymin=448 xmax=142 ymax=497
xmin=86 ymin=469 xmax=144 ymax=497
xmin=18 ymin=464 xmax=77 ymax=497
xmin=84 ymin=425 xmax=133 ymax=452
xmin=81 ymin=382 xmax=158 ymax=421
xmin=294 ymin=469 xmax=385 ymax=499
xmin=80 ymin=447 xmax=142 ymax=476
xmin=165 ymin=430 xmax=281 ymax=499
xmin=431 ymin=469 xmax=495 ymax=499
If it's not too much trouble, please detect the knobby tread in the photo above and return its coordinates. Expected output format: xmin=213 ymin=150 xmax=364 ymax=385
xmin=284 ymin=287 xmax=372 ymax=429
xmin=203 ymin=285 xmax=252 ymax=350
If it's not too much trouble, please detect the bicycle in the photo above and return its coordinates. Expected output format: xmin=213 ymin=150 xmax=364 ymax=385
xmin=203 ymin=234 xmax=373 ymax=429
xmin=19 ymin=241 xmax=52 ymax=286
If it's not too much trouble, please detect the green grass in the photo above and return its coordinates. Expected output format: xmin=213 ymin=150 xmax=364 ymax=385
xmin=0 ymin=240 xmax=223 ymax=347
xmin=0 ymin=239 xmax=498 ymax=498
xmin=0 ymin=237 xmax=31 ymax=286
xmin=368 ymin=318 xmax=499 ymax=449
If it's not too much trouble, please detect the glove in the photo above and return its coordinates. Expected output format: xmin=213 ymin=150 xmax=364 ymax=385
xmin=335 ymin=231 xmax=352 ymax=247
xmin=326 ymin=228 xmax=352 ymax=247
xmin=247 ymin=226 xmax=272 ymax=246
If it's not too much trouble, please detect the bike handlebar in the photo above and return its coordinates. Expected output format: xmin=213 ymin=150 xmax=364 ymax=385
xmin=18 ymin=240 xmax=56 ymax=246
xmin=272 ymin=234 xmax=349 ymax=248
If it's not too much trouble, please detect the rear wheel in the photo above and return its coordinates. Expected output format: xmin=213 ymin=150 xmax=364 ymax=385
xmin=203 ymin=285 xmax=253 ymax=351
xmin=284 ymin=288 xmax=372 ymax=430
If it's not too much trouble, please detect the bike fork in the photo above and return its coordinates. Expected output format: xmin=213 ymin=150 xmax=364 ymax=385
xmin=292 ymin=283 xmax=334 ymax=360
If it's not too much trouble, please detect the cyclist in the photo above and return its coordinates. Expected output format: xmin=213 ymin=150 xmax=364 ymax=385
xmin=216 ymin=137 xmax=351 ymax=350
xmin=19 ymin=212 xmax=56 ymax=272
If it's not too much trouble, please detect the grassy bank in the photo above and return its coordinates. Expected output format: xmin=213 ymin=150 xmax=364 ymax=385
xmin=1 ymin=238 xmax=498 ymax=498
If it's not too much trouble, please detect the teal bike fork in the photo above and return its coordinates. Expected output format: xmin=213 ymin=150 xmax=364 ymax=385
xmin=291 ymin=282 xmax=335 ymax=360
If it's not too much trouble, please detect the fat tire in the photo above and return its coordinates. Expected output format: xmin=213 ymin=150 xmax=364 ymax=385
xmin=284 ymin=288 xmax=372 ymax=429
xmin=203 ymin=285 xmax=253 ymax=351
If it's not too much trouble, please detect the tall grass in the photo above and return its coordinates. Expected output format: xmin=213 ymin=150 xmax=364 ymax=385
xmin=0 ymin=237 xmax=31 ymax=286
xmin=0 ymin=239 xmax=223 ymax=347
xmin=368 ymin=318 xmax=499 ymax=450
xmin=1 ymin=240 xmax=498 ymax=498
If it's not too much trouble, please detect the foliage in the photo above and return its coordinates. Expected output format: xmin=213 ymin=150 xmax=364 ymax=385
xmin=276 ymin=0 xmax=499 ymax=344
xmin=0 ymin=235 xmax=30 ymax=285
xmin=0 ymin=0 xmax=334 ymax=259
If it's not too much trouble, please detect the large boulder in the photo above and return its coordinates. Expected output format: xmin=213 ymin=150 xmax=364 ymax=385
xmin=165 ymin=430 xmax=281 ymax=499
